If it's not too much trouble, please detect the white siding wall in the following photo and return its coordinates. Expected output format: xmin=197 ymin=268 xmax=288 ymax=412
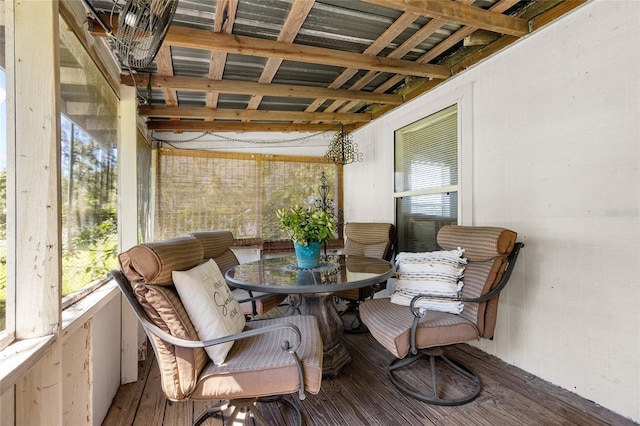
xmin=345 ymin=1 xmax=640 ymax=421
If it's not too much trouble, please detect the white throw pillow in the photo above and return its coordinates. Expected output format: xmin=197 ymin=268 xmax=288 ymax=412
xmin=172 ymin=259 xmax=246 ymax=365
xmin=391 ymin=249 xmax=467 ymax=314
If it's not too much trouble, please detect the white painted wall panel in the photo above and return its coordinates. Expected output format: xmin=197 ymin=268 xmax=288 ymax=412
xmin=345 ymin=0 xmax=640 ymax=421
xmin=91 ymin=296 xmax=122 ymax=425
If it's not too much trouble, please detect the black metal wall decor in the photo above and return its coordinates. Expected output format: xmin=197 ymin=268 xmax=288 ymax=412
xmin=324 ymin=125 xmax=363 ymax=165
xmin=314 ymin=172 xmax=335 ymax=217
xmin=314 ymin=171 xmax=343 ymax=255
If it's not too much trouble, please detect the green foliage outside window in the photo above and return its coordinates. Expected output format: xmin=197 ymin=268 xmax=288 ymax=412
xmin=60 ymin=116 xmax=118 ymax=297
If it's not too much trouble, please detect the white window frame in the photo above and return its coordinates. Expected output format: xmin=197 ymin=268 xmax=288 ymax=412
xmin=392 ymin=84 xmax=474 ymax=226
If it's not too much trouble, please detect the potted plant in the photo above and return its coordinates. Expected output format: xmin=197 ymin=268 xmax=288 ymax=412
xmin=276 ymin=205 xmax=337 ymax=268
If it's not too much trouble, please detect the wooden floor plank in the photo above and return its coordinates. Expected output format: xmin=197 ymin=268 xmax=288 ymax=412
xmin=337 ymin=335 xmax=437 ymax=425
xmin=163 ymin=399 xmax=194 ymax=426
xmin=102 ymin=350 xmax=153 ymax=426
xmin=103 ymin=316 xmax=636 ymax=426
xmin=451 ymin=345 xmax=638 ymax=426
xmin=132 ymin=361 xmax=166 ymax=426
xmin=190 ymin=400 xmax=224 ymax=425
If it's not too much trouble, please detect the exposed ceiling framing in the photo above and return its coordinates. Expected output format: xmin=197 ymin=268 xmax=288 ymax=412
xmin=77 ymin=0 xmax=585 ymax=134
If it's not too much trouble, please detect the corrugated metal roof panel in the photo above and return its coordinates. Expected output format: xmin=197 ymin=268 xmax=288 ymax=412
xmin=79 ymin=0 xmax=579 ymax=133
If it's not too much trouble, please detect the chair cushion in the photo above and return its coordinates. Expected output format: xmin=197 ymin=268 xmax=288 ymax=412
xmin=335 ymin=223 xmax=394 ymax=301
xmin=391 ymin=249 xmax=467 ymax=314
xmin=187 ymin=231 xmax=240 ymax=275
xmin=133 ymin=284 xmax=209 ymax=401
xmin=191 ymin=315 xmax=323 ymax=400
xmin=360 ymin=297 xmax=480 ymax=359
xmin=172 ymin=259 xmax=246 ymax=365
xmin=437 ymin=225 xmax=517 ymax=337
xmin=119 ymin=236 xmax=204 ymax=285
xmin=343 ymin=222 xmax=394 ymax=259
xmin=437 ymin=225 xmax=516 ymax=261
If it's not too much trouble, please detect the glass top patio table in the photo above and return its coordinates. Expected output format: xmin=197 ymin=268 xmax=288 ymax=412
xmin=225 ymin=254 xmax=394 ymax=294
xmin=225 ymin=254 xmax=394 ymax=377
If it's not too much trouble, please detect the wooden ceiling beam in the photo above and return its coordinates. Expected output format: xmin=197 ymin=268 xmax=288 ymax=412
xmin=318 ymin=0 xmax=476 ymax=116
xmin=154 ymin=44 xmax=181 ymax=131
xmin=147 ymin=121 xmax=346 ymax=133
xmin=247 ymin=0 xmax=315 ymax=113
xmin=301 ymin=10 xmax=419 ymax=122
xmin=207 ymin=0 xmax=238 ymax=110
xmin=167 ymin=29 xmax=450 ymax=79
xmin=89 ymin=16 xmax=450 ymax=79
xmin=372 ymin=0 xmax=521 ymax=95
xmin=154 ymin=45 xmax=177 ymax=106
xmin=362 ymin=0 xmax=529 ymax=36
xmin=138 ymin=105 xmax=371 ymax=123
xmin=121 ymin=74 xmax=404 ymax=105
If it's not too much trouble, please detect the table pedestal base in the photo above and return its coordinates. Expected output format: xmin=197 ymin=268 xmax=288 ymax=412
xmin=290 ymin=293 xmax=351 ymax=378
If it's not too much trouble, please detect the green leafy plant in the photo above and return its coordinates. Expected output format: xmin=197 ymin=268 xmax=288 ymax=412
xmin=276 ymin=205 xmax=337 ymax=246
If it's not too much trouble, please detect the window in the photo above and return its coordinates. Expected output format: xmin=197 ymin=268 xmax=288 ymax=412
xmin=59 ymin=18 xmax=118 ymax=298
xmin=155 ymin=148 xmax=342 ymax=244
xmin=394 ymin=105 xmax=458 ymax=252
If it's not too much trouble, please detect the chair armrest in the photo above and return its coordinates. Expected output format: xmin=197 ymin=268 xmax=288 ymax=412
xmin=144 ymin=314 xmax=302 ymax=354
xmin=407 ymin=242 xmax=524 ymax=316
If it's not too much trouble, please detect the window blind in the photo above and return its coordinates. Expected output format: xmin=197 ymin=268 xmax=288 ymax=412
xmin=395 ymin=105 xmax=458 ymax=193
xmin=155 ymin=149 xmax=341 ymax=243
xmin=394 ymin=105 xmax=458 ymax=252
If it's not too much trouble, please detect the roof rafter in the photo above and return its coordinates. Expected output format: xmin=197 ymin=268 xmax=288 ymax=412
xmin=362 ymin=0 xmax=529 ymax=36
xmin=300 ymin=10 xmax=420 ymax=123
xmin=206 ymin=0 xmax=238 ymax=111
xmin=246 ymin=0 xmax=315 ymax=115
xmin=121 ymin=74 xmax=404 ymax=105
xmin=332 ymin=0 xmax=477 ymax=116
xmin=89 ymin=17 xmax=451 ymax=79
xmin=138 ymin=105 xmax=371 ymax=123
xmin=371 ymin=0 xmax=522 ymax=96
xmin=79 ymin=0 xmax=581 ymax=135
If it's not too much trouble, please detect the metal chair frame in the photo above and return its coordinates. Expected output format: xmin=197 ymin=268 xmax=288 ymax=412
xmin=386 ymin=242 xmax=524 ymax=406
xmin=111 ymin=269 xmax=307 ymax=426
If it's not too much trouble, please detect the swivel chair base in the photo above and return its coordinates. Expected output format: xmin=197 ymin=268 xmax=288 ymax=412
xmin=194 ymin=395 xmax=302 ymax=426
xmin=388 ymin=347 xmax=481 ymax=406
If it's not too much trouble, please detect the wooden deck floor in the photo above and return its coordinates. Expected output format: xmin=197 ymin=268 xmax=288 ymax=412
xmin=103 ymin=319 xmax=635 ymax=426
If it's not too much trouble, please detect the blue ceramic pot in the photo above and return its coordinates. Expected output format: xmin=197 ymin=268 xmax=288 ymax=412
xmin=293 ymin=241 xmax=322 ymax=269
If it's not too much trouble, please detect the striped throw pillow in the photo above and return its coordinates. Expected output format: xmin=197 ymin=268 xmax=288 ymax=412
xmin=391 ymin=248 xmax=467 ymax=314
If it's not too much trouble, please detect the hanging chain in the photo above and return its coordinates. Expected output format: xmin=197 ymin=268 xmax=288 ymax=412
xmin=151 ymin=126 xmax=340 ymax=146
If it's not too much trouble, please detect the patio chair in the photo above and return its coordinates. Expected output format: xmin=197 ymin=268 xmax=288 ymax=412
xmin=360 ymin=225 xmax=523 ymax=406
xmin=333 ymin=222 xmax=395 ymax=332
xmin=114 ymin=235 xmax=323 ymax=425
xmin=188 ymin=231 xmax=287 ymax=318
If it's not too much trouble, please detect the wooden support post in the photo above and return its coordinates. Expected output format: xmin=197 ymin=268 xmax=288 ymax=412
xmin=12 ymin=0 xmax=63 ymax=423
xmin=118 ymin=85 xmax=142 ymax=384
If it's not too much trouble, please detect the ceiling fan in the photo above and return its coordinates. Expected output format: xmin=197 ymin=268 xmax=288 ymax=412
xmin=83 ymin=0 xmax=178 ymax=70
